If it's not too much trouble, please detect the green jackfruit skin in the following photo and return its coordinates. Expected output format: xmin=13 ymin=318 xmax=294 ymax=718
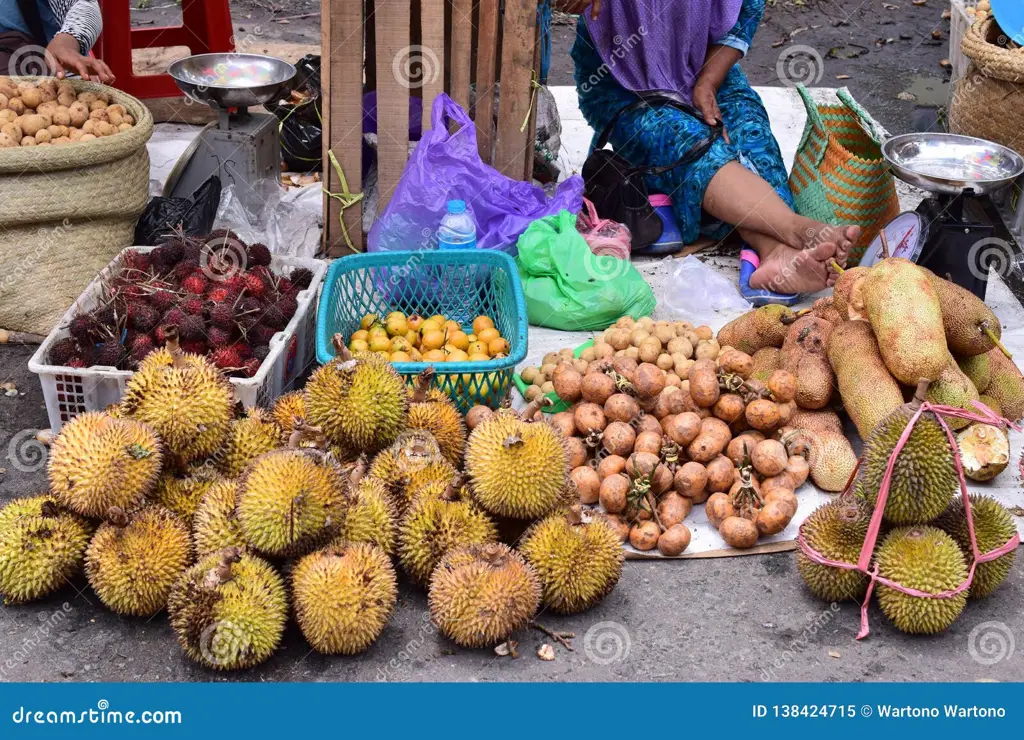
xmin=927 ymin=272 xmax=1000 ymax=356
xmin=0 ymin=496 xmax=91 ymax=604
xmin=292 ymin=543 xmax=397 ymax=655
xmin=924 ymin=355 xmax=980 ymax=431
xmin=519 ymin=512 xmax=624 ymax=614
xmin=984 ymin=348 xmax=1024 ymax=422
xmin=398 ymin=494 xmax=498 ymax=587
xmin=192 ymin=481 xmax=247 ymax=558
xmin=796 ymin=499 xmax=872 ymax=602
xmin=936 ymin=495 xmax=1017 ymax=599
xmin=167 ymin=548 xmax=287 ymax=671
xmin=860 ymin=408 xmax=958 ymax=525
xmin=875 ymin=526 xmax=968 ymax=634
xmin=956 ymin=354 xmax=992 ymax=394
xmin=85 ymin=506 xmax=192 ymax=616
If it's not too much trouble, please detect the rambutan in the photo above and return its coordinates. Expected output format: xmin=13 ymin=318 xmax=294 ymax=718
xmin=250 ymin=325 xmax=278 ymax=347
xmin=153 ymin=241 xmax=184 ymax=267
xmin=230 ymin=341 xmax=254 ymax=361
xmin=221 ymin=274 xmax=247 ymax=294
xmin=95 ymin=342 xmax=124 ymax=368
xmin=206 ymin=286 xmax=236 ymax=305
xmin=173 ymin=261 xmax=201 ymax=282
xmin=68 ymin=313 xmax=101 ymax=343
xmin=178 ymin=314 xmax=207 ymax=341
xmin=240 ymin=297 xmax=263 ymax=314
xmin=210 ymin=347 xmax=243 ymax=370
xmin=181 ymin=297 xmax=206 ymax=316
xmin=67 ymin=357 xmax=88 ymax=369
xmin=290 ymin=268 xmax=314 ymax=290
xmin=129 ymin=304 xmax=160 ymax=333
xmin=242 ymin=357 xmax=262 ymax=378
xmin=180 ymin=339 xmax=209 ymax=355
xmin=48 ymin=337 xmax=81 ymax=366
xmin=276 ymin=278 xmax=294 ymax=295
xmin=129 ymin=335 xmax=156 ymax=366
xmin=278 ymin=296 xmax=298 ymax=322
xmin=149 ymin=290 xmax=176 ymax=312
xmin=182 ymin=274 xmax=208 ymax=296
xmin=261 ymin=303 xmax=288 ymax=331
xmin=119 ymin=284 xmax=148 ymax=301
xmin=246 ymin=243 xmax=272 ymax=268
xmin=162 ymin=308 xmax=187 ymax=328
xmin=209 ymin=303 xmax=235 ymax=329
xmin=253 ymin=345 xmax=271 ymax=362
xmin=122 ymin=249 xmax=152 ymax=274
xmin=244 ymin=272 xmax=267 ymax=298
xmin=207 ymin=327 xmax=233 ymax=348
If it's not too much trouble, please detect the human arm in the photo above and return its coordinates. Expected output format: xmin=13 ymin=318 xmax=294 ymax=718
xmin=47 ymin=0 xmax=114 ymax=82
xmin=554 ymin=0 xmax=602 ymax=20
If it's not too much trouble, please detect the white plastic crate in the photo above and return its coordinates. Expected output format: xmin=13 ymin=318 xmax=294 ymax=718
xmin=28 ymin=247 xmax=328 ymax=433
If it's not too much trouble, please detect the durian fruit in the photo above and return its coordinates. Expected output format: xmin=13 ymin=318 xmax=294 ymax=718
xmin=936 ymin=495 xmax=1017 ymax=598
xmin=85 ymin=506 xmax=192 ymax=616
xmin=48 ymin=412 xmax=162 ymax=519
xmin=957 ymin=353 xmax=992 ymax=394
xmin=797 ymin=499 xmax=871 ymax=602
xmin=271 ymin=391 xmax=307 ymax=441
xmin=465 ymin=407 xmax=569 ymax=519
xmin=716 ymin=305 xmax=794 ymax=355
xmin=428 ymin=543 xmax=541 ymax=648
xmin=406 ymin=369 xmax=466 ymax=467
xmin=398 ymin=476 xmax=498 ymax=587
xmin=875 ymin=526 xmax=968 ymax=634
xmin=120 ymin=328 xmax=234 ymax=465
xmin=926 ymin=270 xmax=1002 ymax=356
xmin=292 ymin=543 xmax=397 ymax=655
xmin=983 ymin=348 xmax=1024 ymax=421
xmin=304 ymin=337 xmax=409 ymax=454
xmin=236 ymin=431 xmax=347 ymax=558
xmin=827 ymin=320 xmax=904 ymax=439
xmin=956 ymin=424 xmax=1010 ymax=483
xmin=167 ymin=547 xmax=287 ymax=670
xmin=192 ymin=480 xmax=247 ymax=558
xmin=0 ymin=496 xmax=91 ymax=604
xmin=923 ymin=354 xmax=980 ymax=431
xmin=152 ymin=470 xmax=222 ymax=523
xmin=858 ymin=381 xmax=959 ymax=524
xmin=335 ymin=461 xmax=398 ymax=555
xmin=368 ymin=429 xmax=449 ymax=501
xmin=519 ymin=505 xmax=624 ymax=614
xmin=218 ymin=408 xmax=282 ymax=477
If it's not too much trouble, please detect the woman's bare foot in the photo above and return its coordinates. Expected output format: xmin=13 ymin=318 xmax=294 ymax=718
xmin=796 ymin=224 xmax=862 ymax=285
xmin=750 ymin=240 xmax=838 ymax=294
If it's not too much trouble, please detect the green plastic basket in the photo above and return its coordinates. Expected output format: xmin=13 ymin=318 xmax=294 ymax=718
xmin=316 ymin=250 xmax=529 ymax=412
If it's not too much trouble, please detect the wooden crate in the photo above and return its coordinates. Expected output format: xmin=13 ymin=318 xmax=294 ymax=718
xmin=322 ymin=0 xmax=541 ymax=256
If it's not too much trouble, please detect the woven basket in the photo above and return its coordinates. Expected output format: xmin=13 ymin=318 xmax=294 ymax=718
xmin=949 ymin=18 xmax=1024 ymax=151
xmin=0 ymin=78 xmax=153 ymax=335
xmin=788 ymin=85 xmax=900 ymax=267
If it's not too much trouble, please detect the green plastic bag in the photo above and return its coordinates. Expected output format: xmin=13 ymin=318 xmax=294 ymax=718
xmin=515 ymin=210 xmax=655 ymax=331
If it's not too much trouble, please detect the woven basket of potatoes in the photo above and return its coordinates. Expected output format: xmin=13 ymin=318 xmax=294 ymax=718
xmin=0 ymin=76 xmax=153 ymax=335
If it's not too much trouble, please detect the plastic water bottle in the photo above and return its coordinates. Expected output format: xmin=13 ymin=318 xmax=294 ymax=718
xmin=437 ymin=200 xmax=477 ymax=250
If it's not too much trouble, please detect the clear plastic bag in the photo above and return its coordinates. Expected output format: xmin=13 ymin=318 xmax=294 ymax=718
xmin=662 ymin=255 xmax=751 ymax=323
xmin=214 ymin=181 xmax=323 ymax=258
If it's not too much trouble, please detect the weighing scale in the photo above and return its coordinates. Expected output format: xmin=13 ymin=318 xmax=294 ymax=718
xmin=165 ymin=53 xmax=297 ymax=218
xmin=860 ymin=133 xmax=1024 ymax=302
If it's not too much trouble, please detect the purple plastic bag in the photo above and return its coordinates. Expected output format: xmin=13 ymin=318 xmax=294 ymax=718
xmin=368 ymin=94 xmax=583 ymax=256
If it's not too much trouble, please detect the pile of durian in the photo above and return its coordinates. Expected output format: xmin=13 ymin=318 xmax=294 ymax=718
xmin=0 ymin=330 xmax=622 ymax=670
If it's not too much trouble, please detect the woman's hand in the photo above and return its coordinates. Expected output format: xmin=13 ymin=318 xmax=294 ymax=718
xmin=556 ymin=0 xmax=601 ymax=19
xmin=46 ymin=33 xmax=115 ymax=83
xmin=692 ymin=80 xmax=721 ymax=128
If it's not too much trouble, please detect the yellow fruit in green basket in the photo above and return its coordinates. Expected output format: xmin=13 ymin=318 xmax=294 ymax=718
xmin=192 ymin=480 xmax=246 ymax=557
xmin=477 ymin=327 xmax=500 ymax=345
xmin=467 ymin=333 xmax=478 ymax=343
xmin=409 ymin=348 xmax=423 ymax=361
xmin=468 ymin=353 xmax=490 ymax=362
xmin=472 ymin=316 xmax=494 ymax=335
xmin=386 ymin=317 xmax=409 ymax=337
xmin=350 ymin=339 xmax=369 ymax=353
xmin=421 ymin=349 xmax=443 ymax=362
xmin=488 ymin=337 xmax=510 ymax=356
xmin=391 ymin=351 xmax=411 ymax=363
xmin=444 ymin=320 xmax=461 ymax=336
xmin=446 ymin=348 xmax=470 ymax=363
xmin=390 ymin=336 xmax=412 ymax=353
xmin=360 ymin=314 xmax=378 ymax=330
xmin=421 ymin=319 xmax=442 ymax=334
xmin=408 ymin=314 xmax=425 ymax=331
xmin=421 ymin=330 xmax=445 ymax=351
xmin=449 ymin=331 xmax=470 ymax=351
xmin=468 ymin=341 xmax=488 ymax=356
xmin=368 ymin=334 xmax=391 ymax=352
xmin=351 ymin=329 xmax=369 ymax=342
xmin=428 ymin=314 xmax=447 ymax=325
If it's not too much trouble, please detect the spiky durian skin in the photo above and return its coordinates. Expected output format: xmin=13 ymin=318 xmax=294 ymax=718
xmin=859 ymin=410 xmax=958 ymax=525
xmin=465 ymin=414 xmax=569 ymax=519
xmin=168 ymin=549 xmax=287 ymax=670
xmin=48 ymin=412 xmax=162 ymax=519
xmin=797 ymin=499 xmax=872 ymax=602
xmin=304 ymin=353 xmax=409 ymax=454
xmin=271 ymin=392 xmax=306 ymax=442
xmin=0 ymin=496 xmax=91 ymax=604
xmin=236 ymin=449 xmax=346 ymax=558
xmin=407 ymin=390 xmax=467 ymax=467
xmin=218 ymin=409 xmax=282 ymax=478
xmin=520 ymin=514 xmax=624 ymax=614
xmin=369 ymin=431 xmax=445 ymax=494
xmin=85 ymin=506 xmax=192 ymax=616
xmin=120 ymin=349 xmax=234 ymax=465
xmin=397 ymin=459 xmax=459 ymax=509
xmin=192 ymin=481 xmax=247 ymax=558
xmin=334 ymin=477 xmax=398 ymax=555
xmin=153 ymin=472 xmax=222 ymax=523
xmin=292 ymin=543 xmax=397 ymax=655
xmin=428 ymin=543 xmax=540 ymax=648
xmin=936 ymin=495 xmax=1017 ymax=599
xmin=875 ymin=526 xmax=968 ymax=634
xmin=398 ymin=496 xmax=498 ymax=587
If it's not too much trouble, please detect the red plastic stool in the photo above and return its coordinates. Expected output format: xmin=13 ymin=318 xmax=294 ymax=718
xmin=95 ymin=0 xmax=235 ymax=99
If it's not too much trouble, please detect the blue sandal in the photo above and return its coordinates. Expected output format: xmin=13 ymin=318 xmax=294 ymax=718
xmin=738 ymin=248 xmax=800 ymax=307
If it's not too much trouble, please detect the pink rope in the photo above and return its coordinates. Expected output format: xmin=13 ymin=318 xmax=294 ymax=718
xmin=797 ymin=400 xmax=1022 ymax=640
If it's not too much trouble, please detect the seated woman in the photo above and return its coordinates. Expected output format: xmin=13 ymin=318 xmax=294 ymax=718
xmin=560 ymin=0 xmax=859 ymax=294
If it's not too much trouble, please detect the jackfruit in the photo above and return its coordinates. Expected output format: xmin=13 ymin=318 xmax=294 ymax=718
xmin=956 ymin=424 xmax=1010 ymax=483
xmin=120 ymin=330 xmax=234 ymax=465
xmin=923 ymin=354 xmax=980 ymax=431
xmin=152 ymin=470 xmax=222 ymax=523
xmin=780 ymin=315 xmax=835 ymax=410
xmin=85 ymin=506 xmax=192 ymax=616
xmin=428 ymin=543 xmax=541 ymax=648
xmin=407 ymin=369 xmax=467 ymax=467
xmin=465 ymin=411 xmax=569 ymax=519
xmin=48 ymin=412 xmax=162 ymax=519
xmin=237 ymin=447 xmax=346 ymax=558
xmin=827 ymin=320 xmax=904 ymax=438
xmin=810 ymin=295 xmax=843 ymax=325
xmin=936 ymin=495 xmax=1017 ymax=598
xmin=292 ymin=543 xmax=397 ymax=654
xmin=750 ymin=347 xmax=782 ymax=384
xmin=831 ymin=265 xmax=869 ymax=319
xmin=271 ymin=391 xmax=307 ymax=441
xmin=926 ymin=270 xmax=1001 ymax=356
xmin=797 ymin=499 xmax=871 ymax=602
xmin=335 ymin=472 xmax=398 ymax=555
xmin=862 ymin=258 xmax=948 ymax=384
xmin=875 ymin=526 xmax=968 ymax=634
xmin=957 ymin=353 xmax=992 ymax=394
xmin=983 ymin=348 xmax=1024 ymax=421
xmin=519 ymin=506 xmax=624 ymax=614
xmin=0 ymin=496 xmax=90 ymax=604
xmin=192 ymin=480 xmax=247 ymax=557
xmin=398 ymin=478 xmax=498 ymax=587
xmin=978 ymin=395 xmax=1002 ymax=417
xmin=781 ymin=428 xmax=857 ymax=493
xmin=716 ymin=305 xmax=794 ymax=355
xmin=167 ymin=547 xmax=287 ymax=670
xmin=304 ymin=338 xmax=409 ymax=454
xmin=218 ymin=408 xmax=282 ymax=477
xmin=788 ymin=408 xmax=844 ymax=436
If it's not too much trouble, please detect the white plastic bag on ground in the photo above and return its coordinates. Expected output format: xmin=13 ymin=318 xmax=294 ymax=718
xmin=661 ymin=255 xmax=751 ymax=324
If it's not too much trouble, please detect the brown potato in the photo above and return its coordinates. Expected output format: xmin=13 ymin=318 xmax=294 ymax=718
xmin=712 ymin=393 xmax=745 ymax=424
xmin=0 ymin=132 xmax=16 ymax=148
xmin=93 ymin=121 xmax=116 ymax=137
xmin=751 ymin=439 xmax=788 ymax=477
xmin=89 ymin=108 xmax=110 ymax=123
xmin=767 ymin=369 xmax=797 ymax=403
xmin=651 ymin=387 xmax=686 ymax=419
xmin=0 ymin=109 xmax=16 ymax=125
xmin=755 ymin=500 xmax=793 ymax=536
xmin=552 ymin=367 xmax=583 ymax=403
xmin=760 ymin=474 xmax=796 ymax=499
xmin=604 ymin=393 xmax=640 ymax=423
xmin=694 ymin=325 xmax=714 ymax=341
xmin=57 ymin=91 xmax=76 ymax=108
xmin=18 ymin=87 xmax=41 ymax=109
xmin=674 ymin=461 xmax=708 ymax=498
xmin=776 ymin=401 xmax=795 ymax=426
xmin=19 ymin=113 xmax=47 ymax=136
xmin=68 ymin=101 xmax=88 ymax=127
xmin=664 ymin=411 xmax=702 ymax=447
xmin=599 ymin=474 xmax=629 ymax=514
xmin=118 ymin=122 xmax=133 ymax=132
xmin=597 ymin=454 xmax=627 ymax=480
xmin=689 ymin=488 xmax=710 ymax=504
xmin=705 ymin=455 xmax=736 ymax=493
xmin=0 ymin=122 xmax=21 ymax=143
xmin=602 ymin=421 xmax=636 ymax=457
xmin=574 ymin=402 xmax=607 ymax=435
xmin=572 ymin=466 xmax=601 ymax=505
xmin=20 ymin=135 xmax=36 ymax=146
xmin=633 ymin=430 xmax=662 ymax=457
xmin=565 ymin=437 xmax=588 ymax=469
xmin=705 ymin=492 xmax=736 ymax=528
xmin=90 ymin=99 xmax=108 ymax=112
xmin=745 ymin=399 xmax=781 ymax=432
xmin=581 ymin=372 xmax=616 ymax=405
xmin=33 ymin=128 xmax=51 ymax=144
xmin=657 ymin=492 xmax=692 ymax=528
xmin=629 ymin=521 xmax=661 ymax=551
xmin=657 ymin=523 xmax=692 ymax=556
xmin=610 ymin=355 xmax=638 ymax=379
xmin=719 ymin=516 xmax=759 ymax=548
xmin=725 ymin=432 xmax=764 ymax=466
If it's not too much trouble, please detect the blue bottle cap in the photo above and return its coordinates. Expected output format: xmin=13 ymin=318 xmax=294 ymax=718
xmin=447 ymin=199 xmax=467 ymax=214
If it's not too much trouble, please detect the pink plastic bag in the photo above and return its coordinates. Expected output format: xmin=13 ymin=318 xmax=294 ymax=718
xmin=576 ymin=198 xmax=631 ymax=259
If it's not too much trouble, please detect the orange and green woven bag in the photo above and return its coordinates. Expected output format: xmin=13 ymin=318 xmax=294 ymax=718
xmin=789 ymin=85 xmax=900 ymax=267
